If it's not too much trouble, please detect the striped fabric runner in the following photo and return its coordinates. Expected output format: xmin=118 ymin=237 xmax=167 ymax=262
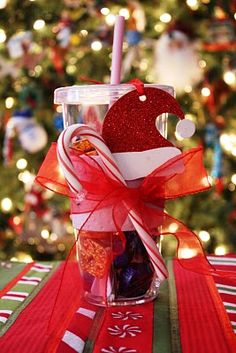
xmin=55 ymin=256 xmax=236 ymax=353
xmin=208 ymin=255 xmax=236 ymax=336
xmin=56 ymin=302 xmax=98 ymax=353
xmin=0 ymin=262 xmax=58 ymax=335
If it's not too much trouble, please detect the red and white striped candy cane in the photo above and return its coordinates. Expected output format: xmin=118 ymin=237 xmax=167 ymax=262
xmin=57 ymin=124 xmax=168 ymax=282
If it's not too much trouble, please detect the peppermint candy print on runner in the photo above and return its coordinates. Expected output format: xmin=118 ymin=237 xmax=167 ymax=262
xmin=57 ymin=124 xmax=168 ymax=281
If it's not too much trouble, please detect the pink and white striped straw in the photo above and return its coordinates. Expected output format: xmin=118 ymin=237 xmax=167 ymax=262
xmin=57 ymin=124 xmax=168 ymax=282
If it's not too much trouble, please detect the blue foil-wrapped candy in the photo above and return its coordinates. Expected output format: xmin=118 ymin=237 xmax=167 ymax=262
xmin=118 ymin=262 xmax=154 ymax=298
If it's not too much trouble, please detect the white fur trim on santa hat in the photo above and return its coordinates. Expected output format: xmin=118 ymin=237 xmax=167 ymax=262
xmin=113 ymin=146 xmax=182 ymax=180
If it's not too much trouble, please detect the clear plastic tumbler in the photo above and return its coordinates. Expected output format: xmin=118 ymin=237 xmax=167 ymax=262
xmin=54 ymin=83 xmax=173 ymax=306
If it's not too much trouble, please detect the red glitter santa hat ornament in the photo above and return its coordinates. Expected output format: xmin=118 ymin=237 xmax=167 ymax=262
xmin=102 ymin=86 xmax=195 ymax=180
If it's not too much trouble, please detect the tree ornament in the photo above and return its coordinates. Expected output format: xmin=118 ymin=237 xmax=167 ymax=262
xmin=64 ymin=0 xmax=81 ymax=8
xmin=53 ymin=10 xmax=72 ymax=49
xmin=0 ymin=56 xmax=19 ymax=79
xmin=154 ymin=22 xmax=203 ymax=94
xmin=203 ymin=18 xmax=236 ymax=52
xmin=3 ymin=109 xmax=48 ymax=164
xmin=121 ymin=1 xmax=146 ymax=79
xmin=7 ymin=31 xmax=32 ymax=59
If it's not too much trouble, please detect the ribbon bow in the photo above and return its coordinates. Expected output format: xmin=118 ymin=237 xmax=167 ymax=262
xmin=36 ymin=124 xmax=236 ymax=280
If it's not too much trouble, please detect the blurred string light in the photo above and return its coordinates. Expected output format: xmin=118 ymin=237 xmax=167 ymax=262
xmin=16 ymin=158 xmax=28 ymax=170
xmin=80 ymin=29 xmax=88 ymax=37
xmin=214 ymin=245 xmax=227 ymax=256
xmin=18 ymin=170 xmax=35 ymax=184
xmin=12 ymin=216 xmax=21 ymax=226
xmin=154 ymin=23 xmax=165 ymax=33
xmin=186 ymin=0 xmax=199 ymax=10
xmin=0 ymin=0 xmax=7 ymax=9
xmin=220 ymin=133 xmax=236 ymax=156
xmin=160 ymin=13 xmax=172 ymax=23
xmin=199 ymin=60 xmax=206 ymax=69
xmin=228 ymin=183 xmax=235 ymax=192
xmin=184 ymin=85 xmax=193 ymax=93
xmin=119 ymin=8 xmax=130 ymax=20
xmin=50 ymin=233 xmax=58 ymax=241
xmin=91 ymin=40 xmax=102 ymax=51
xmin=66 ymin=64 xmax=76 ymax=75
xmin=11 ymin=253 xmax=33 ymax=263
xmin=5 ymin=97 xmax=14 ymax=109
xmin=201 ymin=175 xmax=213 ymax=187
xmin=0 ymin=29 xmax=6 ymax=43
xmin=100 ymin=7 xmax=110 ymax=16
xmin=105 ymin=14 xmax=116 ymax=26
xmin=1 ymin=197 xmax=13 ymax=212
xmin=33 ymin=19 xmax=45 ymax=31
xmin=168 ymin=222 xmax=179 ymax=233
xmin=41 ymin=229 xmax=50 ymax=239
xmin=178 ymin=248 xmax=198 ymax=259
xmin=201 ymin=87 xmax=211 ymax=97
xmin=231 ymin=174 xmax=236 ymax=184
xmin=198 ymin=230 xmax=210 ymax=242
xmin=223 ymin=70 xmax=236 ymax=87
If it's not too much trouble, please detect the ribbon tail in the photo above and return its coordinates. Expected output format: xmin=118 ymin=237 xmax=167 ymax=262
xmin=161 ymin=213 xmax=236 ymax=278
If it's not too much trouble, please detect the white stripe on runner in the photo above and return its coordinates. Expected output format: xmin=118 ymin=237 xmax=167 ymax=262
xmin=225 ymin=309 xmax=236 ymax=314
xmin=7 ymin=291 xmax=29 ymax=296
xmin=31 ymin=267 xmax=50 ymax=272
xmin=209 ymin=262 xmax=236 ymax=266
xmin=77 ymin=307 xmax=96 ymax=319
xmin=217 ymin=289 xmax=236 ymax=296
xmin=18 ymin=280 xmax=39 ymax=286
xmin=223 ymin=302 xmax=236 ymax=308
xmin=0 ymin=317 xmax=7 ymax=323
xmin=62 ymin=330 xmax=85 ymax=353
xmin=34 ymin=263 xmax=52 ymax=269
xmin=2 ymin=296 xmax=25 ymax=302
xmin=216 ymin=283 xmax=236 ymax=291
xmin=22 ymin=276 xmax=42 ymax=281
xmin=0 ymin=310 xmax=13 ymax=314
xmin=207 ymin=256 xmax=236 ymax=262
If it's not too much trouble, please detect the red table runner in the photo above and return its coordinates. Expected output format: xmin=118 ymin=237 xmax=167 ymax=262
xmin=0 ymin=256 xmax=236 ymax=353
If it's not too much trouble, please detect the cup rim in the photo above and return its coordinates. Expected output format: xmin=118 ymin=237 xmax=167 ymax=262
xmin=54 ymin=83 xmax=174 ymax=104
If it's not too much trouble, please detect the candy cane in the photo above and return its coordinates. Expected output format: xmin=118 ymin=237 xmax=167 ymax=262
xmin=57 ymin=123 xmax=168 ymax=281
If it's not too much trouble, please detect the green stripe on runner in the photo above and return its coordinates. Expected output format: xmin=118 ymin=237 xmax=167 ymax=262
xmin=153 ymin=279 xmax=171 ymax=353
xmin=168 ymin=260 xmax=182 ymax=353
xmin=217 ymin=286 xmax=236 ymax=293
xmin=224 ymin=305 xmax=236 ymax=311
xmin=0 ymin=261 xmax=60 ymax=337
xmin=82 ymin=307 xmax=105 ymax=353
xmin=153 ymin=259 xmax=181 ymax=353
xmin=0 ymin=262 xmax=27 ymax=290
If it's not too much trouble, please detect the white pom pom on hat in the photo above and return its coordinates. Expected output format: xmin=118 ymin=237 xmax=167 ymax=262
xmin=176 ymin=118 xmax=196 ymax=138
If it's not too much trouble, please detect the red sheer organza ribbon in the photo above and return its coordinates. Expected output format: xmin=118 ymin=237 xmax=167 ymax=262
xmin=36 ymin=143 xmax=236 ymax=278
xmin=36 ymin=143 xmax=236 ymax=351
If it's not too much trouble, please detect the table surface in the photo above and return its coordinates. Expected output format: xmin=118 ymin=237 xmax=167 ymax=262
xmin=0 ymin=256 xmax=236 ymax=353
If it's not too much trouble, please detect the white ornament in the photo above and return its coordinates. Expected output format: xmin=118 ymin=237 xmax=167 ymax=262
xmin=154 ymin=30 xmax=203 ymax=94
xmin=176 ymin=119 xmax=196 ymax=138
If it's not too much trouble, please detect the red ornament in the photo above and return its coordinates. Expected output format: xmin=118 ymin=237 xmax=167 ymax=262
xmin=102 ymin=87 xmax=188 ymax=153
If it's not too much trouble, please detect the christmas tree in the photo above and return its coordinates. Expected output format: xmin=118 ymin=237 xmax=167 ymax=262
xmin=0 ymin=0 xmax=236 ymax=262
